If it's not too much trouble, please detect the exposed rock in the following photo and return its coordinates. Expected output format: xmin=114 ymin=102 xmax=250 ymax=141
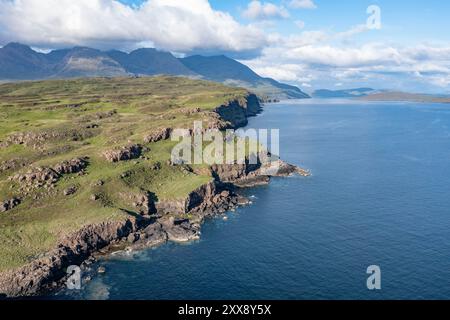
xmin=155 ymin=199 xmax=187 ymax=215
xmin=5 ymin=128 xmax=95 ymax=150
xmin=160 ymin=217 xmax=200 ymax=243
xmin=214 ymin=94 xmax=262 ymax=128
xmin=121 ymin=192 xmax=156 ymax=215
xmin=94 ymin=110 xmax=117 ymax=120
xmin=53 ymin=157 xmax=88 ymax=175
xmin=136 ymin=222 xmax=168 ymax=248
xmin=144 ymin=128 xmax=172 ymax=143
xmin=10 ymin=158 xmax=88 ymax=188
xmin=258 ymin=159 xmax=310 ymax=177
xmin=97 ymin=267 xmax=106 ymax=274
xmin=233 ymin=175 xmax=270 ymax=188
xmin=177 ymin=107 xmax=201 ymax=115
xmin=0 ymin=198 xmax=21 ymax=213
xmin=103 ymin=144 xmax=142 ymax=162
xmin=127 ymin=233 xmax=140 ymax=243
xmin=0 ymin=159 xmax=27 ymax=173
xmin=0 ymin=217 xmax=141 ymax=297
xmin=210 ymin=158 xmax=261 ymax=183
xmin=63 ymin=186 xmax=77 ymax=196
xmin=10 ymin=167 xmax=60 ymax=188
xmin=151 ymin=162 xmax=162 ymax=171
xmin=94 ymin=180 xmax=104 ymax=186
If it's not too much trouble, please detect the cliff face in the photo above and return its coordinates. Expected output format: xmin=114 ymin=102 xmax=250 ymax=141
xmin=214 ymin=94 xmax=262 ymax=128
xmin=0 ymin=218 xmax=142 ymax=297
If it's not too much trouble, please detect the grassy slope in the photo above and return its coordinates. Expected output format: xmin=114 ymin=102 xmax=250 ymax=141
xmin=0 ymin=76 xmax=248 ymax=271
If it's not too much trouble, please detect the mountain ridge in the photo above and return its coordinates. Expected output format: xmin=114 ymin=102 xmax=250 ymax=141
xmin=180 ymin=55 xmax=309 ymax=99
xmin=312 ymin=88 xmax=377 ymax=98
xmin=0 ymin=43 xmax=309 ymax=99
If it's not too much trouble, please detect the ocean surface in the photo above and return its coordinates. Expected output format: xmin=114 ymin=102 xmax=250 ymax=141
xmin=56 ymin=99 xmax=450 ymax=300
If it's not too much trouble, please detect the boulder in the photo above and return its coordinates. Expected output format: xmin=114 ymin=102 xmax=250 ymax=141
xmin=138 ymin=222 xmax=168 ymax=247
xmin=63 ymin=186 xmax=77 ymax=196
xmin=163 ymin=220 xmax=200 ymax=243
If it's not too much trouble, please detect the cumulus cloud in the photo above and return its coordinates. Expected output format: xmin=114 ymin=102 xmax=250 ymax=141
xmin=0 ymin=0 xmax=267 ymax=53
xmin=242 ymin=1 xmax=290 ymax=20
xmin=241 ymin=25 xmax=450 ymax=92
xmin=288 ymin=0 xmax=317 ymax=9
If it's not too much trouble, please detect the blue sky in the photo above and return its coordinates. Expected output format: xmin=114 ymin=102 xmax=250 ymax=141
xmin=1 ymin=0 xmax=450 ymax=92
xmin=118 ymin=0 xmax=450 ymax=45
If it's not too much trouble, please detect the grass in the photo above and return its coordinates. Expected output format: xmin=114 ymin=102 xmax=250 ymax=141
xmin=0 ymin=76 xmax=250 ymax=272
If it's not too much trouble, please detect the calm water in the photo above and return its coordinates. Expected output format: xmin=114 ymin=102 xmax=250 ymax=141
xmin=58 ymin=99 xmax=450 ymax=300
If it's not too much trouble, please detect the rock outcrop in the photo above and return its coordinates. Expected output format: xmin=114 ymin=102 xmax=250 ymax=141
xmin=103 ymin=144 xmax=142 ymax=162
xmin=8 ymin=158 xmax=90 ymax=195
xmin=214 ymin=94 xmax=262 ymax=128
xmin=144 ymin=128 xmax=172 ymax=143
xmin=53 ymin=157 xmax=88 ymax=175
xmin=0 ymin=198 xmax=21 ymax=213
xmin=4 ymin=128 xmax=94 ymax=150
xmin=0 ymin=159 xmax=27 ymax=174
xmin=0 ymin=217 xmax=143 ymax=297
xmin=10 ymin=167 xmax=60 ymax=188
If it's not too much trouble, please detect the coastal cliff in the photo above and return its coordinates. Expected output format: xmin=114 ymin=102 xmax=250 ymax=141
xmin=214 ymin=94 xmax=262 ymax=128
xmin=0 ymin=77 xmax=309 ymax=298
xmin=0 ymin=158 xmax=307 ymax=298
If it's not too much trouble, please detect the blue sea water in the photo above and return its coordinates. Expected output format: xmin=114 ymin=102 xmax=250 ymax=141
xmin=58 ymin=99 xmax=450 ymax=300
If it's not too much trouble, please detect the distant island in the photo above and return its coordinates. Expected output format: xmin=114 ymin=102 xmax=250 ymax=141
xmin=359 ymin=91 xmax=450 ymax=103
xmin=0 ymin=43 xmax=309 ymax=100
xmin=312 ymin=88 xmax=377 ymax=98
xmin=313 ymin=87 xmax=450 ymax=103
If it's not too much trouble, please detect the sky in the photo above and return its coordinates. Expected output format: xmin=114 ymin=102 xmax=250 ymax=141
xmin=1 ymin=0 xmax=450 ymax=93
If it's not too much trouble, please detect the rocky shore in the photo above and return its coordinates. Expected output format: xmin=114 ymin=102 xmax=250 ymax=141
xmin=0 ymin=95 xmax=310 ymax=298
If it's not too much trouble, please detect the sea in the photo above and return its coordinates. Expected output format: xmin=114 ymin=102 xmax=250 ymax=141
xmin=55 ymin=99 xmax=450 ymax=300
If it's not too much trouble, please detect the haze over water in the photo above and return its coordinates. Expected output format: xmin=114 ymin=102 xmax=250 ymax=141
xmin=58 ymin=99 xmax=450 ymax=300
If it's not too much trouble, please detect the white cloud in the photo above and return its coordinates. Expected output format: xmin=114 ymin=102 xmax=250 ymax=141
xmin=0 ymin=0 xmax=268 ymax=53
xmin=242 ymin=1 xmax=290 ymax=20
xmin=288 ymin=0 xmax=317 ymax=9
xmin=294 ymin=20 xmax=305 ymax=29
xmin=241 ymin=25 xmax=450 ymax=92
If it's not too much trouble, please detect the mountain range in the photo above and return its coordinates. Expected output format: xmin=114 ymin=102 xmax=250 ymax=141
xmin=0 ymin=42 xmax=309 ymax=99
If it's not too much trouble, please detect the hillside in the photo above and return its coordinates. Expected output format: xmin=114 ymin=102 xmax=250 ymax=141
xmin=107 ymin=48 xmax=195 ymax=76
xmin=180 ymin=55 xmax=310 ymax=99
xmin=0 ymin=76 xmax=250 ymax=273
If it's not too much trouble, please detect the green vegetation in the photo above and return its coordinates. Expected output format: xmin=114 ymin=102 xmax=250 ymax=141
xmin=0 ymin=76 xmax=249 ymax=271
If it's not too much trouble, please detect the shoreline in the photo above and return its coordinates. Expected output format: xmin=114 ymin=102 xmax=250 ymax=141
xmin=0 ymin=96 xmax=310 ymax=298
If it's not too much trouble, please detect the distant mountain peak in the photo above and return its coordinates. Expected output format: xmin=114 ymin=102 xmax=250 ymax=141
xmin=180 ymin=55 xmax=309 ymax=99
xmin=0 ymin=43 xmax=310 ymax=99
xmin=4 ymin=42 xmax=31 ymax=49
